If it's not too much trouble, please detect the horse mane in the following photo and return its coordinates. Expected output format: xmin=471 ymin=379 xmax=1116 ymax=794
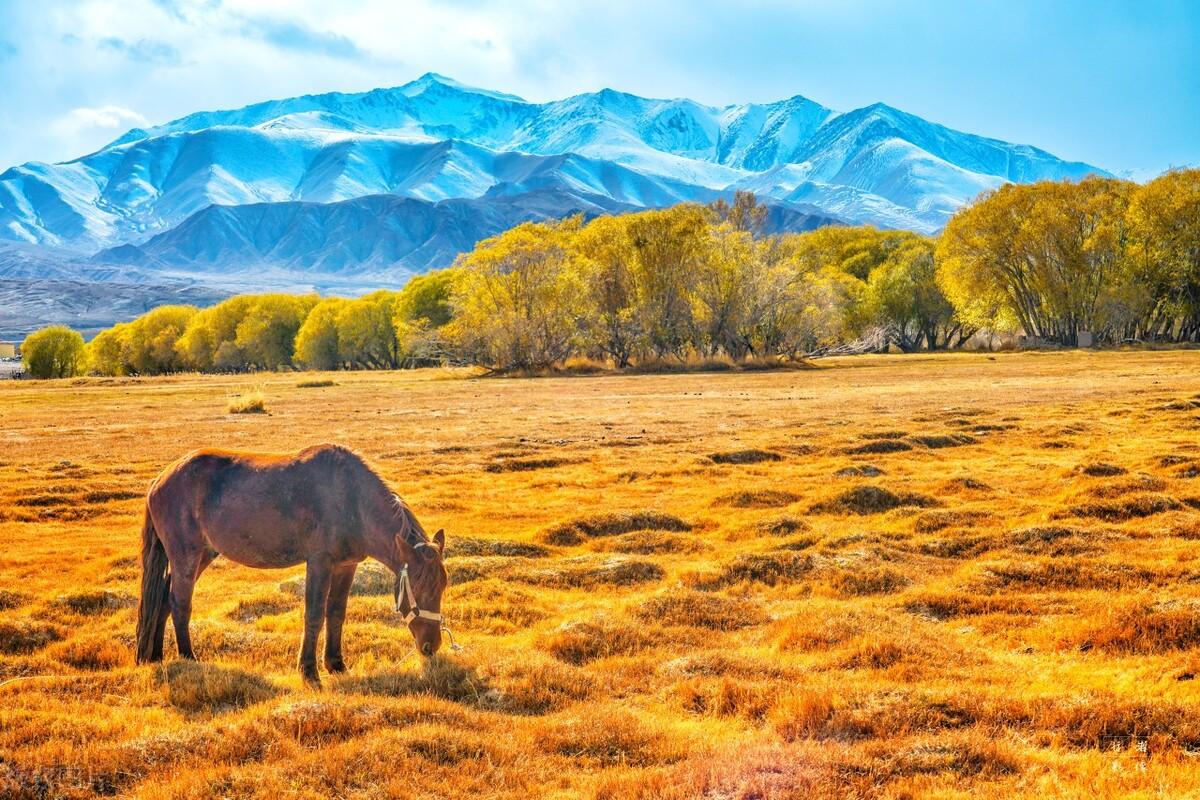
xmin=391 ymin=494 xmax=430 ymax=547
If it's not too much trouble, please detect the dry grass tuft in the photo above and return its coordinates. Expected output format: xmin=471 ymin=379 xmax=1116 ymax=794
xmin=676 ymin=677 xmax=775 ymax=720
xmin=1058 ymin=493 xmax=1182 ymax=521
xmin=0 ymin=620 xmax=66 ymax=654
xmin=770 ymin=689 xmax=837 ymax=741
xmin=846 ymin=439 xmax=913 ymax=455
xmin=913 ymin=509 xmax=992 ymax=533
xmin=916 ymin=533 xmax=1000 ymax=559
xmin=902 ymin=592 xmax=1039 ymax=620
xmin=485 ymin=656 xmax=597 ymax=713
xmin=708 ymin=449 xmax=783 ymax=465
xmin=1009 ymin=524 xmax=1106 ymax=557
xmin=54 ymin=589 xmax=137 ymax=615
xmin=541 ymin=618 xmax=655 ymax=664
xmin=835 ymin=638 xmax=918 ymax=670
xmin=0 ymin=589 xmax=30 ymax=611
xmin=542 ymin=511 xmax=691 ymax=545
xmin=485 ymin=456 xmax=575 ymax=473
xmin=535 ymin=710 xmax=684 ymax=767
xmin=635 ymin=589 xmax=768 ymax=630
xmin=446 ymin=536 xmax=549 ymax=558
xmin=227 ymin=390 xmax=267 ymax=414
xmin=1079 ymin=462 xmax=1128 ymax=477
xmin=280 ymin=561 xmax=394 ymax=597
xmin=1076 ymin=600 xmax=1200 ymax=653
xmin=836 ymin=464 xmax=884 ymax=477
xmin=333 ymin=657 xmax=490 ymax=705
xmin=159 ymin=660 xmax=280 ymax=713
xmin=228 ymin=594 xmax=299 ymax=623
xmin=51 ymin=634 xmax=129 ymax=670
xmin=754 ymin=515 xmax=811 ymax=536
xmin=1087 ymin=474 xmax=1168 ymax=498
xmin=517 ymin=556 xmax=665 ymax=589
xmin=296 ymin=378 xmax=336 ymax=388
xmin=825 ymin=567 xmax=911 ymax=597
xmin=982 ymin=559 xmax=1172 ymax=591
xmin=689 ymin=551 xmax=814 ymax=589
xmin=713 ymin=489 xmax=801 ymax=508
xmin=810 ymin=485 xmax=940 ymax=515
xmin=908 ymin=433 xmax=977 ymax=449
xmin=593 ymin=530 xmax=706 ymax=555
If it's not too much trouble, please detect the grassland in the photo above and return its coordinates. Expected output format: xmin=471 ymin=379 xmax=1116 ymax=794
xmin=2 ymin=350 xmax=1200 ymax=799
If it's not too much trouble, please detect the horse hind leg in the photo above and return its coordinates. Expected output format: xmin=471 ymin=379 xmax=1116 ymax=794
xmin=169 ymin=548 xmax=217 ymax=661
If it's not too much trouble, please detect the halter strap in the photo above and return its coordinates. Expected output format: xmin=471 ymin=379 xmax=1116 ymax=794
xmin=394 ymin=546 xmax=444 ymax=625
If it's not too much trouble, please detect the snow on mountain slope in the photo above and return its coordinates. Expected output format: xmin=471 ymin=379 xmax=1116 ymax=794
xmin=0 ymin=73 xmax=1109 ymax=254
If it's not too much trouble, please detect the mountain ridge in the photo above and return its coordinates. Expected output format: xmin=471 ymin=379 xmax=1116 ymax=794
xmin=0 ymin=73 xmax=1107 ymax=253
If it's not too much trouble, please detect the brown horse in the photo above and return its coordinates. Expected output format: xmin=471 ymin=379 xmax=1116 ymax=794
xmin=135 ymin=443 xmax=448 ymax=684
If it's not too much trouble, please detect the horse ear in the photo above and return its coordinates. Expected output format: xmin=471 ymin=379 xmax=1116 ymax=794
xmin=433 ymin=528 xmax=445 ymax=554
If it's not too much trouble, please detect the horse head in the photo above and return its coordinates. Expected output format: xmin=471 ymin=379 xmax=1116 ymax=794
xmin=394 ymin=527 xmax=448 ymax=657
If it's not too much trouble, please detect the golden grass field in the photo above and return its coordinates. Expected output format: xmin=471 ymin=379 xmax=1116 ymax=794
xmin=3 ymin=350 xmax=1200 ymax=799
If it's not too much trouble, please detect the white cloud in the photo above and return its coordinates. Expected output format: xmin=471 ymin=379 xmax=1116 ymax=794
xmin=45 ymin=106 xmax=150 ymax=160
xmin=52 ymin=105 xmax=149 ymax=135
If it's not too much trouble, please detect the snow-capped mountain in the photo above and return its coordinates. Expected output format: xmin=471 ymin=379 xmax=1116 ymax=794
xmin=0 ymin=73 xmax=1105 ymax=254
xmin=0 ymin=74 xmax=1108 ymax=334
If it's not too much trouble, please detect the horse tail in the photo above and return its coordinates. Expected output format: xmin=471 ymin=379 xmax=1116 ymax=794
xmin=135 ymin=505 xmax=171 ymax=664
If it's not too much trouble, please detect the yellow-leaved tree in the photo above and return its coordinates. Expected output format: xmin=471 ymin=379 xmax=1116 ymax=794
xmin=1126 ymin=168 xmax=1200 ymax=340
xmin=21 ymin=325 xmax=86 ymax=379
xmin=448 ymin=218 xmax=588 ymax=370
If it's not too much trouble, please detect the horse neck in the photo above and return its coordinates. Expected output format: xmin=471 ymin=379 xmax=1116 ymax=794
xmin=360 ymin=487 xmax=424 ymax=573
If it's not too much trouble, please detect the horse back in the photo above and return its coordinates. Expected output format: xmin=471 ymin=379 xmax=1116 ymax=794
xmin=148 ymin=444 xmax=374 ymax=568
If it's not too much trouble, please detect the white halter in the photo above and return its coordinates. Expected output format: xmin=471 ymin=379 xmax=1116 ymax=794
xmin=394 ymin=541 xmax=444 ymax=625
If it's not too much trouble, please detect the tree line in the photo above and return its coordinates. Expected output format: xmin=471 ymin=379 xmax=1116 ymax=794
xmin=19 ymin=169 xmax=1199 ymax=378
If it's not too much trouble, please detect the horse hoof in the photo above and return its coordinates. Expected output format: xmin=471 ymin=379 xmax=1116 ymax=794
xmin=325 ymin=661 xmax=347 ymax=674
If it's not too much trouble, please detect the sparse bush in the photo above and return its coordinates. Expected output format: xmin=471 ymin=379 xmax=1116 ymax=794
xmin=227 ymin=390 xmax=267 ymax=414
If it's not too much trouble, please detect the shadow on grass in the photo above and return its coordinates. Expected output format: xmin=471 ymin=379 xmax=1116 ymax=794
xmin=331 ymin=656 xmax=492 ymax=707
xmin=158 ymin=660 xmax=281 ymax=714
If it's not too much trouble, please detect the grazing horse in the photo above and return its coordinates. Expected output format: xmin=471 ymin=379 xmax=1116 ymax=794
xmin=134 ymin=443 xmax=448 ymax=684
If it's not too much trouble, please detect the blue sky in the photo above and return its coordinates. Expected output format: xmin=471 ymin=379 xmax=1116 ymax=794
xmin=0 ymin=0 xmax=1195 ymax=176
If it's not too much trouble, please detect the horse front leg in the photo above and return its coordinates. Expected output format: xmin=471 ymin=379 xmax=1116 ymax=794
xmin=300 ymin=555 xmax=333 ymax=685
xmin=324 ymin=563 xmax=358 ymax=674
